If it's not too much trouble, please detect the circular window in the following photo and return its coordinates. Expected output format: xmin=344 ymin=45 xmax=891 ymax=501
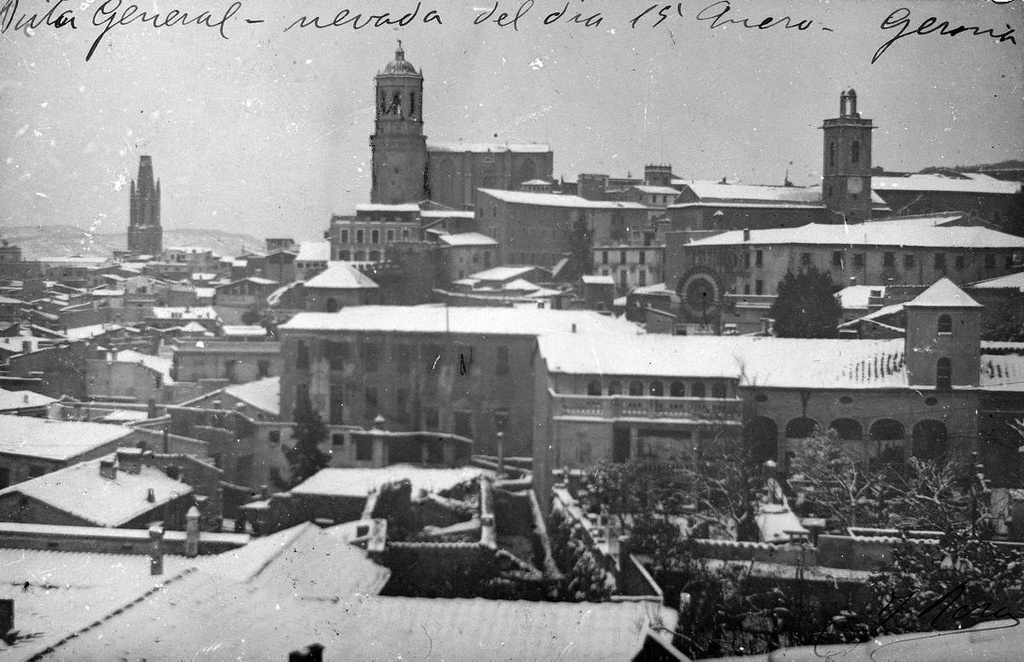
xmin=754 ymin=394 xmax=768 ymax=403
xmin=839 ymin=396 xmax=853 ymax=405
xmin=924 ymin=397 xmax=939 ymax=406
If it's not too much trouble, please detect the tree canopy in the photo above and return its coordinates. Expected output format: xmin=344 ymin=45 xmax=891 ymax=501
xmin=769 ymin=266 xmax=843 ymax=338
xmin=284 ymin=389 xmax=331 ymax=487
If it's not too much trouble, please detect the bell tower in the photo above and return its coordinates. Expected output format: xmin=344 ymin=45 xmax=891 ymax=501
xmin=821 ymin=89 xmax=874 ymax=223
xmin=370 ymin=41 xmax=428 ymax=204
xmin=127 ymin=155 xmax=163 ymax=256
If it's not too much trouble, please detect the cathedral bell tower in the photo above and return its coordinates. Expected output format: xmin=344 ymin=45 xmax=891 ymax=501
xmin=127 ymin=155 xmax=163 ymax=255
xmin=370 ymin=42 xmax=428 ymax=204
xmin=821 ymin=89 xmax=874 ymax=223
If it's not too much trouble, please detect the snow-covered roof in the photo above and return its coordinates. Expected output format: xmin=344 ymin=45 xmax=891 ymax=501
xmin=581 ymin=275 xmax=615 ymax=285
xmin=685 ymin=217 xmax=1024 ymax=249
xmin=90 ymin=288 xmax=125 ymax=297
xmin=221 ymin=325 xmax=269 ymax=338
xmin=223 ymin=376 xmax=280 ymax=416
xmin=115 ymin=349 xmax=176 ymax=384
xmin=428 ymin=142 xmax=551 ymax=154
xmin=468 ymin=265 xmax=541 ymax=282
xmin=290 ymin=464 xmax=486 ymax=498
xmin=149 ymin=306 xmax=220 ymax=320
xmin=354 ymin=203 xmax=420 ymax=213
xmin=679 ymin=181 xmax=823 ymax=204
xmin=419 ymin=209 xmax=476 ymax=219
xmin=281 ymin=306 xmax=642 ymax=338
xmin=904 ymin=278 xmax=982 ymax=308
xmin=981 ymin=354 xmax=1024 ymax=391
xmin=295 ymin=241 xmax=332 ymax=262
xmin=478 ymin=188 xmax=650 ymax=210
xmin=437 ymin=232 xmax=498 ymax=248
xmin=631 ymin=185 xmax=681 ymax=195
xmin=521 ymin=178 xmax=553 ymax=186
xmin=0 ymin=455 xmax=193 ymax=526
xmin=63 ymin=323 xmax=125 ymax=340
xmin=0 ymin=388 xmax=57 ymax=411
xmin=304 ymin=263 xmax=379 ymax=290
xmin=216 ymin=276 xmax=278 ymax=287
xmin=971 ymin=271 xmax=1024 ymax=293
xmin=835 ymin=285 xmax=886 ymax=310
xmin=873 ymin=174 xmax=1022 ymax=196
xmin=631 ymin=282 xmax=671 ymax=295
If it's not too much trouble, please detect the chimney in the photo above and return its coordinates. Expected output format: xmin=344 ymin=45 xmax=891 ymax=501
xmin=288 ymin=644 xmax=325 ymax=662
xmin=99 ymin=459 xmax=118 ymax=480
xmin=185 ymin=505 xmax=201 ymax=557
xmin=146 ymin=488 xmax=156 ymax=503
xmin=571 ymin=323 xmax=577 ymax=333
xmin=147 ymin=397 xmax=157 ymax=419
xmin=496 ymin=431 xmax=505 ymax=478
xmin=117 ymin=448 xmax=143 ymax=474
xmin=163 ymin=425 xmax=170 ymax=453
xmin=149 ymin=525 xmax=164 ymax=576
xmin=742 ymin=228 xmax=750 ymax=241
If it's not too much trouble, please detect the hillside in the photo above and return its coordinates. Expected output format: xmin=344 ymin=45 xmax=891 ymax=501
xmin=0 ymin=225 xmax=263 ymax=259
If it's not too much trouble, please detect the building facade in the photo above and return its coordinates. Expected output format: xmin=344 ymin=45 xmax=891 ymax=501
xmin=427 ymin=143 xmax=554 ymax=210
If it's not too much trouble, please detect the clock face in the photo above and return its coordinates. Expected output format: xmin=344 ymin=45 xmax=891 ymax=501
xmin=676 ymin=269 xmax=722 ymax=322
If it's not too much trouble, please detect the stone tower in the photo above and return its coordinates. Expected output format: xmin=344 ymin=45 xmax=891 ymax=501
xmin=127 ymin=155 xmax=163 ymax=255
xmin=370 ymin=42 xmax=429 ymax=205
xmin=904 ymin=278 xmax=982 ymax=390
xmin=821 ymin=89 xmax=874 ymax=223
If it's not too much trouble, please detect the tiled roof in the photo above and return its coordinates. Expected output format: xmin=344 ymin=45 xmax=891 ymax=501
xmin=428 ymin=142 xmax=551 ymax=153
xmin=291 ymin=464 xmax=485 ymax=497
xmin=873 ymin=173 xmax=1021 ymax=195
xmin=685 ymin=217 xmax=1024 ymax=249
xmin=905 ymin=278 xmax=982 ymax=308
xmin=0 ymin=415 xmax=132 ymax=461
xmin=304 ymin=262 xmax=379 ymax=290
xmin=0 ymin=456 xmax=193 ymax=526
xmin=478 ymin=188 xmax=650 ymax=210
xmin=223 ymin=376 xmax=280 ymax=416
xmin=280 ymin=305 xmax=643 ymax=337
xmin=438 ymin=232 xmax=498 ymax=247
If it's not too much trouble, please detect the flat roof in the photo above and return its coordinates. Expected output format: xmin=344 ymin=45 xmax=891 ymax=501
xmin=291 ymin=464 xmax=486 ymax=497
xmin=0 ymin=415 xmax=132 ymax=461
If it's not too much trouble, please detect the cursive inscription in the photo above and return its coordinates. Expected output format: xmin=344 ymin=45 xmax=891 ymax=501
xmin=285 ymin=1 xmax=442 ymax=32
xmin=873 ymin=8 xmax=1017 ymax=64
xmin=87 ymin=0 xmax=242 ymax=61
xmin=0 ymin=0 xmax=77 ymax=34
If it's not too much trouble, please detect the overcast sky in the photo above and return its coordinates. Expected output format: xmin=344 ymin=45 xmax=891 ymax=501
xmin=1 ymin=0 xmax=1021 ymax=243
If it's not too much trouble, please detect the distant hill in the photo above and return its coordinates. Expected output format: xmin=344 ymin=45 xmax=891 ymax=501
xmin=0 ymin=225 xmax=263 ymax=259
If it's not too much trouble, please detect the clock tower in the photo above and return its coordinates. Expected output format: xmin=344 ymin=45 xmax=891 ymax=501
xmin=821 ymin=89 xmax=874 ymax=223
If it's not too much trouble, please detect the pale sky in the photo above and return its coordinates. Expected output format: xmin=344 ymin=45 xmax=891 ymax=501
xmin=1 ymin=0 xmax=1022 ymax=242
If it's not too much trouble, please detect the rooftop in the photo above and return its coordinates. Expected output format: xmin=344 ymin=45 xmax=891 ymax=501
xmin=835 ymin=285 xmax=886 ymax=310
xmin=222 ymin=376 xmax=280 ymax=416
xmin=478 ymin=188 xmax=650 ymax=210
xmin=281 ymin=306 xmax=643 ymax=337
xmin=149 ymin=306 xmax=220 ymax=320
xmin=437 ymin=232 xmax=498 ymax=247
xmin=873 ymin=173 xmax=1022 ymax=196
xmin=904 ymin=278 xmax=983 ymax=308
xmin=428 ymin=141 xmax=551 ymax=154
xmin=0 ymin=415 xmax=133 ymax=461
xmin=304 ymin=262 xmax=379 ymax=290
xmin=468 ymin=265 xmax=542 ymax=282
xmin=971 ymin=271 xmax=1024 ymax=293
xmin=354 ymin=203 xmax=420 ymax=213
xmin=290 ymin=464 xmax=486 ymax=497
xmin=0 ymin=388 xmax=57 ymax=411
xmin=115 ymin=349 xmax=176 ymax=384
xmin=684 ymin=216 xmax=1024 ymax=249
xmin=0 ymin=455 xmax=193 ymax=526
xmin=632 ymin=185 xmax=682 ymax=195
xmin=295 ymin=241 xmax=332 ymax=262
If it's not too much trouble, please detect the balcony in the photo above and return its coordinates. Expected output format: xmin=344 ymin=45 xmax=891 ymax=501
xmin=551 ymin=390 xmax=742 ymax=425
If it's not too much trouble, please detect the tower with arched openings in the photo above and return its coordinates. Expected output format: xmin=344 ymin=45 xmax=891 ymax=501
xmin=821 ymin=89 xmax=874 ymax=223
xmin=370 ymin=42 xmax=429 ymax=205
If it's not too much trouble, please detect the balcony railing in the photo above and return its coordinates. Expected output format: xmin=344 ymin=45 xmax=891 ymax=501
xmin=551 ymin=390 xmax=742 ymax=424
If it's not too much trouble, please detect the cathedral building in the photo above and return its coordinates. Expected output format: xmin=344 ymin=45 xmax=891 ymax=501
xmin=127 ymin=155 xmax=163 ymax=256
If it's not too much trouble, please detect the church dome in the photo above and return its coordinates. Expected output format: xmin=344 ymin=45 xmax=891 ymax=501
xmin=383 ymin=42 xmax=418 ymax=75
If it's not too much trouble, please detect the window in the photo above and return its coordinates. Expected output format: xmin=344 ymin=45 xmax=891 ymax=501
xmin=402 ymin=228 xmax=411 ymax=240
xmin=934 ymin=253 xmax=946 ymax=270
xmin=587 ymin=380 xmax=602 ymax=396
xmin=938 ymin=314 xmax=952 ymax=334
xmin=340 ymin=230 xmax=349 ymax=243
xmin=954 ymin=255 xmax=965 ymax=271
xmin=620 ymin=271 xmax=628 ymax=289
xmin=852 ymin=253 xmax=865 ymax=267
xmin=423 ymin=406 xmax=439 ymax=430
xmin=602 ymin=251 xmax=609 ymax=264
xmin=329 ymin=384 xmax=345 ymax=424
xmin=801 ymin=252 xmax=812 ymax=266
xmin=496 ymin=346 xmax=509 ymax=375
xmin=628 ymin=380 xmax=644 ymax=396
xmin=364 ymin=343 xmax=382 ymax=372
xmin=905 ymin=254 xmax=916 ymax=269
xmin=744 ymin=252 xmax=751 ymax=269
xmin=883 ymin=252 xmax=895 ymax=267
xmin=332 ymin=433 xmax=346 ymax=446
xmin=829 ymin=142 xmax=835 ymax=168
xmin=386 ymin=229 xmax=395 ymax=242
xmin=755 ymin=280 xmax=763 ymax=295
xmin=985 ymin=254 xmax=996 ymax=269
xmin=936 ymin=358 xmax=952 ymax=390
xmin=296 ymin=341 xmax=309 ymax=370
xmin=832 ymin=251 xmax=843 ymax=267
xmin=356 ymin=435 xmax=374 ymax=461
xmin=268 ymin=430 xmax=281 ymax=443
xmin=608 ymin=380 xmax=623 ymax=395
xmin=639 ymin=251 xmax=646 ymax=265
xmin=638 ymin=271 xmax=647 ymax=286
xmin=620 ymin=251 xmax=627 ymax=264
xmin=670 ymin=381 xmax=685 ymax=397
xmin=257 ymin=360 xmax=270 ymax=378
xmin=755 ymin=250 xmax=763 ymax=267
xmin=356 ymin=230 xmax=365 ymax=243
xmin=711 ymin=383 xmax=727 ymax=398
xmin=691 ymin=381 xmax=706 ymax=398
xmin=327 ymin=341 xmax=348 ymax=370
xmin=371 ymin=230 xmax=380 ymax=244
xmin=454 ymin=411 xmax=473 ymax=438
xmin=295 ymin=383 xmax=309 ymax=407
xmin=649 ymin=381 xmax=664 ymax=397
xmin=339 ymin=250 xmax=350 ymax=261
xmin=851 ymin=140 xmax=860 ymax=164
xmin=364 ymin=387 xmax=378 ymax=417
xmin=369 ymin=250 xmax=381 ymax=262
xmin=743 ymin=283 xmax=751 ymax=295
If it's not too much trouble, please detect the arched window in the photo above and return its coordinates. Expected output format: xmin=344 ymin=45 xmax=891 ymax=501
xmin=913 ymin=420 xmax=948 ymax=462
xmin=369 ymin=250 xmax=382 ymax=262
xmin=937 ymin=314 xmax=952 ymax=334
xmin=339 ymin=250 xmax=351 ymax=261
xmin=586 ymin=380 xmax=602 ymax=396
xmin=649 ymin=381 xmax=664 ymax=397
xmin=870 ymin=419 xmax=905 ymax=443
xmin=354 ymin=250 xmax=366 ymax=261
xmin=829 ymin=418 xmax=863 ymax=441
xmin=691 ymin=381 xmax=706 ymax=398
xmin=936 ymin=358 xmax=952 ymax=390
xmin=669 ymin=381 xmax=685 ymax=397
xmin=711 ymin=383 xmax=727 ymax=398
xmin=785 ymin=417 xmax=817 ymax=439
xmin=829 ymin=142 xmax=836 ymax=168
xmin=628 ymin=380 xmax=644 ymax=396
xmin=409 ymin=91 xmax=417 ymax=118
xmin=325 ymin=297 xmax=339 ymax=313
xmin=608 ymin=380 xmax=622 ymax=396
xmin=851 ymin=140 xmax=860 ymax=164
